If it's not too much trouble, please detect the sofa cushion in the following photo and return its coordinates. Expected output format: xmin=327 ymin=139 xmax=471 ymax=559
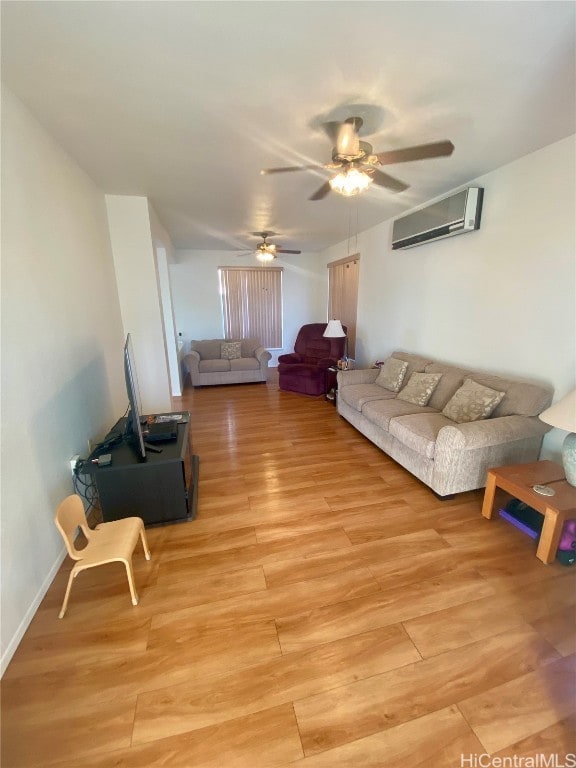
xmin=389 ymin=413 xmax=456 ymax=459
xmin=442 ymin=379 xmax=505 ymax=423
xmin=362 ymin=398 xmax=436 ymax=431
xmin=241 ymin=338 xmax=261 ymax=357
xmin=199 ymin=359 xmax=231 ymax=373
xmin=375 ymin=357 xmax=408 ymax=392
xmin=230 ymin=357 xmax=260 ymax=371
xmin=467 ymin=374 xmax=553 ymax=418
xmin=397 ymin=372 xmax=442 ymax=406
xmin=424 ymin=363 xmax=471 ymax=410
xmin=221 ymin=341 xmax=242 ymax=360
xmin=339 ymin=383 xmax=396 ymax=412
xmin=391 ymin=351 xmax=432 ymax=379
xmin=192 ymin=339 xmax=223 ymax=360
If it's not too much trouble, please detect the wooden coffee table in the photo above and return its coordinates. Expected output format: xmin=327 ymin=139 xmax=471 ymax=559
xmin=482 ymin=460 xmax=576 ymax=564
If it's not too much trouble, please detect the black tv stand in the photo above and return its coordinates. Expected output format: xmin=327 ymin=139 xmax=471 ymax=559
xmin=90 ymin=413 xmax=198 ymax=526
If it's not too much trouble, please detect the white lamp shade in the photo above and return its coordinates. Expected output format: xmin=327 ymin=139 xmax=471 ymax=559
xmin=539 ymin=390 xmax=576 ymax=433
xmin=324 ymin=319 xmax=345 ymax=338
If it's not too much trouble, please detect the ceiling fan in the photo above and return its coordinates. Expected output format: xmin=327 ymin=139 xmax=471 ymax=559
xmin=241 ymin=232 xmax=302 ymax=262
xmin=261 ymin=117 xmax=455 ymax=200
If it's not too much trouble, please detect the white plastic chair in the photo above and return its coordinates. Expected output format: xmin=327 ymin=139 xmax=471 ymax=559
xmin=54 ymin=494 xmax=151 ymax=618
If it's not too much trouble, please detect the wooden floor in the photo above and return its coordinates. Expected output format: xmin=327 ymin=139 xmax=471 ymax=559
xmin=2 ymin=371 xmax=575 ymax=767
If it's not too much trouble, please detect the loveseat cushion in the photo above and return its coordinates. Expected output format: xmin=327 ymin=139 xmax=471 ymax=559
xmin=362 ymin=398 xmax=436 ymax=431
xmin=391 ymin=351 xmax=433 ymax=379
xmin=192 ymin=339 xmax=223 ymax=360
xmin=221 ymin=341 xmax=242 ymax=359
xmin=442 ymin=379 xmax=505 ymax=423
xmin=424 ymin=363 xmax=471 ymax=410
xmin=375 ymin=358 xmax=408 ymax=392
xmin=467 ymin=374 xmax=553 ymax=418
xmin=339 ymin=383 xmax=396 ymax=412
xmin=389 ymin=413 xmax=456 ymax=459
xmin=397 ymin=372 xmax=442 ymax=406
xmin=241 ymin=338 xmax=262 ymax=357
xmin=199 ymin=359 xmax=231 ymax=373
xmin=230 ymin=357 xmax=260 ymax=371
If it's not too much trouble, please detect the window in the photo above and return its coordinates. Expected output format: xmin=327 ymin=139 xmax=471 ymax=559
xmin=219 ymin=266 xmax=283 ymax=348
xmin=327 ymin=254 xmax=359 ymax=358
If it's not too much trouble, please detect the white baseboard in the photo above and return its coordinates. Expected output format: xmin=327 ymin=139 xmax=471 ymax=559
xmin=0 ymin=548 xmax=67 ymax=678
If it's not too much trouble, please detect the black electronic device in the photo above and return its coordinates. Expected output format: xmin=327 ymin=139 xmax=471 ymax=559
xmin=143 ymin=421 xmax=178 ymax=443
xmin=123 ymin=334 xmax=147 ymax=460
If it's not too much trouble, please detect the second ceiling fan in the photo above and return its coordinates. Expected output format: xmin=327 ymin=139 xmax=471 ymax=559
xmin=243 ymin=232 xmax=301 ymax=262
xmin=261 ymin=117 xmax=455 ymax=200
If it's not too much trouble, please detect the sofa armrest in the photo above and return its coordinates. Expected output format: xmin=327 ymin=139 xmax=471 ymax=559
xmin=254 ymin=346 xmax=272 ymax=365
xmin=184 ymin=350 xmax=200 ymax=374
xmin=337 ymin=368 xmax=380 ymax=387
xmin=278 ymin=352 xmax=304 ymax=364
xmin=254 ymin=347 xmax=272 ymax=370
xmin=436 ymin=415 xmax=551 ymax=452
xmin=431 ymin=415 xmax=552 ymax=496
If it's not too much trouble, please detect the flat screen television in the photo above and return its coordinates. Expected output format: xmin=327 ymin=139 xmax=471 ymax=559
xmin=124 ymin=333 xmax=147 ymax=460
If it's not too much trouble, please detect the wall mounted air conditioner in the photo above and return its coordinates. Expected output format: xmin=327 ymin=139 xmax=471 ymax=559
xmin=392 ymin=187 xmax=484 ymax=250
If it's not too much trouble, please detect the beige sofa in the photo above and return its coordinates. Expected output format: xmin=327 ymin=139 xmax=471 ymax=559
xmin=337 ymin=351 xmax=553 ymax=497
xmin=184 ymin=338 xmax=271 ymax=387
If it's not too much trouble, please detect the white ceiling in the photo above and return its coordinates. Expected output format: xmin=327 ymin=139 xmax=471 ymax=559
xmin=2 ymin=1 xmax=575 ymax=253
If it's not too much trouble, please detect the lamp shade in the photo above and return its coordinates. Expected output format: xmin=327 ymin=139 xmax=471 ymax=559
xmin=539 ymin=390 xmax=576 ymax=432
xmin=539 ymin=389 xmax=576 ymax=486
xmin=323 ymin=319 xmax=346 ymax=338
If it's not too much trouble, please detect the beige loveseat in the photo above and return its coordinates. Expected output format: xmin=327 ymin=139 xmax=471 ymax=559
xmin=184 ymin=338 xmax=271 ymax=387
xmin=337 ymin=350 xmax=553 ymax=497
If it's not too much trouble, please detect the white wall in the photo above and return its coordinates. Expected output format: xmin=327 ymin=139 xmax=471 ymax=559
xmin=320 ymin=135 xmax=576 ymax=461
xmin=169 ymin=251 xmax=327 ymax=366
xmin=0 ymin=89 xmax=126 ymax=674
xmin=148 ymin=204 xmax=182 ymax=396
xmin=106 ymin=196 xmax=172 ymax=413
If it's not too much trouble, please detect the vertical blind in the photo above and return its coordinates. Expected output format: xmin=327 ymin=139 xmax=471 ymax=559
xmin=219 ymin=267 xmax=283 ymax=349
xmin=328 ymin=255 xmax=359 ymax=358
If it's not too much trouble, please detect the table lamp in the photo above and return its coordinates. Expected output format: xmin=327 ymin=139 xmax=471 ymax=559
xmin=538 ymin=389 xmax=576 ymax=486
xmin=323 ymin=319 xmax=347 ymax=364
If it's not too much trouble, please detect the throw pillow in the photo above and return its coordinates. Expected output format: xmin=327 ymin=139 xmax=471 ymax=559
xmin=375 ymin=357 xmax=408 ymax=392
xmin=397 ymin=372 xmax=443 ymax=406
xmin=442 ymin=378 xmax=506 ymax=423
xmin=220 ymin=341 xmax=242 ymax=360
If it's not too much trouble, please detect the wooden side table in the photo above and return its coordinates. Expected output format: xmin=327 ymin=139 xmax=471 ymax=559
xmin=481 ymin=460 xmax=576 ymax=564
xmin=325 ymin=366 xmax=338 ymax=405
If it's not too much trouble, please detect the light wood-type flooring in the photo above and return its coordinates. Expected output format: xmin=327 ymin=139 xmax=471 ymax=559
xmin=2 ymin=371 xmax=575 ymax=767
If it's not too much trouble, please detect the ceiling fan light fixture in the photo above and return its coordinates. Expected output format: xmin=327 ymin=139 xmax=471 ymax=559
xmin=329 ymin=167 xmax=373 ymax=197
xmin=256 ymin=248 xmax=275 ymax=262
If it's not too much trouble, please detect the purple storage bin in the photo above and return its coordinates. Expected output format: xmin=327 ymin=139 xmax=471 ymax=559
xmin=499 ymin=509 xmax=540 ymax=540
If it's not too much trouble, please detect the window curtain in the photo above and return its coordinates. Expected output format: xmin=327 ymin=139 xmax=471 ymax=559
xmin=219 ymin=267 xmax=283 ymax=349
xmin=327 ymin=255 xmax=359 ymax=358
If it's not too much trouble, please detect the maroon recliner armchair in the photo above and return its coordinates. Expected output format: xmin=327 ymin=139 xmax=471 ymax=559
xmin=278 ymin=323 xmax=347 ymax=396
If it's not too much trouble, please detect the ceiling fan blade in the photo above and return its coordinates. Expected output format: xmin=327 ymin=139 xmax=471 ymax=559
xmin=277 ymin=249 xmax=302 ymax=254
xmin=260 ymin=165 xmax=324 ymax=175
xmin=309 ymin=181 xmax=332 ymax=201
xmin=369 ymin=169 xmax=410 ymax=193
xmin=376 ymin=140 xmax=455 ymax=165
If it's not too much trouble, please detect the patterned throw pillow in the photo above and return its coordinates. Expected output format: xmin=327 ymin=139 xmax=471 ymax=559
xmin=442 ymin=378 xmax=506 ymax=423
xmin=375 ymin=357 xmax=408 ymax=392
xmin=220 ymin=341 xmax=242 ymax=360
xmin=397 ymin=373 xmax=443 ymax=406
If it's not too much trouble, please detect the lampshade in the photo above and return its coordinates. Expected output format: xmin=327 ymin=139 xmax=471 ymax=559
xmin=539 ymin=389 xmax=576 ymax=486
xmin=323 ymin=319 xmax=346 ymax=338
xmin=329 ymin=167 xmax=373 ymax=197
